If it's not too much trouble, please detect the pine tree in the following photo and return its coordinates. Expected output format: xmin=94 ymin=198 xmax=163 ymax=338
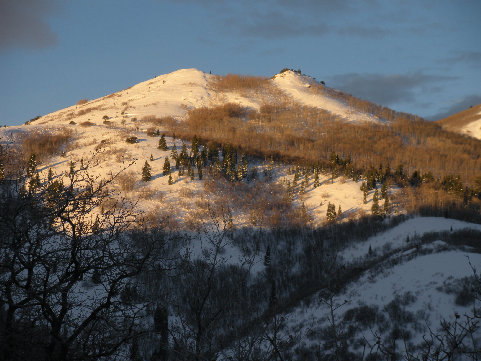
xmin=27 ymin=153 xmax=37 ymax=177
xmin=338 ymin=205 xmax=342 ymax=218
xmin=371 ymin=189 xmax=380 ymax=215
xmin=197 ymin=162 xmax=203 ymax=180
xmin=142 ymin=161 xmax=152 ymax=181
xmin=200 ymin=146 xmax=208 ymax=166
xmin=158 ymin=134 xmax=168 ymax=151
xmin=153 ymin=305 xmax=169 ymax=361
xmin=264 ymin=245 xmax=271 ymax=268
xmin=171 ymin=144 xmax=178 ymax=168
xmin=180 ymin=142 xmax=188 ymax=166
xmin=0 ymin=161 xmax=5 ymax=181
xmin=268 ymin=279 xmax=277 ymax=311
xmin=381 ymin=181 xmax=388 ymax=199
xmin=168 ymin=174 xmax=173 ymax=185
xmin=326 ymin=202 xmax=337 ymax=222
xmin=191 ymin=135 xmax=199 ymax=158
xmin=162 ymin=157 xmax=170 ymax=176
xmin=383 ymin=194 xmax=390 ymax=215
xmin=303 ymin=170 xmax=309 ymax=188
xmin=360 ymin=182 xmax=368 ymax=204
xmin=313 ymin=169 xmax=320 ymax=188
xmin=69 ymin=161 xmax=75 ymax=176
xmin=150 ymin=154 xmax=154 ymax=161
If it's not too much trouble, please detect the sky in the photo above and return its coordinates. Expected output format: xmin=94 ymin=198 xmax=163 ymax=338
xmin=1 ymin=0 xmax=480 ymax=125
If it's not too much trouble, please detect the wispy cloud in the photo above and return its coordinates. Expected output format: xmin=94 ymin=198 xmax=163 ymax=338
xmin=0 ymin=0 xmax=61 ymax=51
xmin=440 ymin=51 xmax=481 ymax=68
xmin=328 ymin=72 xmax=456 ymax=106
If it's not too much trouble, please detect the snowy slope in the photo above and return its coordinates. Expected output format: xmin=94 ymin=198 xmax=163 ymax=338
xmin=436 ymin=103 xmax=481 ymax=140
xmin=462 ymin=114 xmax=481 ymax=140
xmin=278 ymin=216 xmax=481 ymax=355
xmin=272 ymin=71 xmax=382 ymax=123
xmin=37 ymin=68 xmax=214 ymax=126
xmin=341 ymin=216 xmax=481 ymax=261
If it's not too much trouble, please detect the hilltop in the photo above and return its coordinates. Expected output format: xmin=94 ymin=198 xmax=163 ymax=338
xmin=436 ymin=103 xmax=481 ymax=140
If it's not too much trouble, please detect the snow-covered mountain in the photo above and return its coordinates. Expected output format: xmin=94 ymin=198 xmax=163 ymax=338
xmin=2 ymin=68 xmax=480 ymax=360
xmin=34 ymin=68 xmax=384 ymax=127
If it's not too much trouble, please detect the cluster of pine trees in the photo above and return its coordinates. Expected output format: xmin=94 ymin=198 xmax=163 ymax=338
xmin=141 ymin=134 xmax=251 ymax=186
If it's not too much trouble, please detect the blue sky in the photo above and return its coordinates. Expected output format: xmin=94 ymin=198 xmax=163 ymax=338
xmin=1 ymin=0 xmax=480 ymax=125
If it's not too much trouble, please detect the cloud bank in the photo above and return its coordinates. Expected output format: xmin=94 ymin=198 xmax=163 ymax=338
xmin=0 ymin=0 xmax=60 ymax=51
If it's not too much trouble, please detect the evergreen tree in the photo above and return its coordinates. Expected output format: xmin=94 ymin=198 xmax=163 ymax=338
xmin=360 ymin=182 xmax=368 ymax=204
xmin=153 ymin=305 xmax=169 ymax=361
xmin=197 ymin=162 xmax=203 ymax=180
xmin=338 ymin=205 xmax=342 ymax=218
xmin=69 ymin=161 xmax=75 ymax=176
xmin=162 ymin=157 xmax=170 ymax=176
xmin=326 ymin=202 xmax=337 ymax=222
xmin=313 ymin=169 xmax=320 ymax=188
xmin=383 ymin=194 xmax=390 ymax=215
xmin=168 ymin=174 xmax=173 ymax=185
xmin=191 ymin=135 xmax=199 ymax=158
xmin=371 ymin=189 xmax=380 ymax=215
xmin=150 ymin=154 xmax=154 ymax=161
xmin=200 ymin=146 xmax=208 ymax=166
xmin=28 ymin=173 xmax=40 ymax=192
xmin=381 ymin=181 xmax=388 ymax=199
xmin=293 ymin=167 xmax=299 ymax=187
xmin=47 ymin=168 xmax=53 ymax=182
xmin=142 ymin=161 xmax=152 ymax=181
xmin=264 ymin=245 xmax=271 ymax=268
xmin=171 ymin=144 xmax=178 ymax=168
xmin=268 ymin=279 xmax=277 ymax=311
xmin=303 ymin=170 xmax=309 ymax=188
xmin=180 ymin=142 xmax=188 ymax=166
xmin=27 ymin=153 xmax=37 ymax=177
xmin=0 ymin=161 xmax=5 ymax=181
xmin=158 ymin=134 xmax=168 ymax=151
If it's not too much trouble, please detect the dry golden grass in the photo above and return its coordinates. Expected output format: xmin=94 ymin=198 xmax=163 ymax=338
xmin=80 ymin=121 xmax=95 ymax=127
xmin=148 ymin=116 xmax=177 ymax=128
xmin=211 ymin=74 xmax=270 ymax=92
xmin=77 ymin=99 xmax=89 ymax=105
xmin=436 ymin=103 xmax=481 ymax=131
xmin=20 ymin=128 xmax=73 ymax=161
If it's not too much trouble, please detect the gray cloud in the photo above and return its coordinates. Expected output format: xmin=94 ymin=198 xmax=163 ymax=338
xmin=328 ymin=72 xmax=455 ymax=106
xmin=239 ymin=10 xmax=329 ymax=38
xmin=441 ymin=51 xmax=481 ymax=67
xmin=337 ymin=25 xmax=391 ymax=39
xmin=0 ymin=0 xmax=60 ymax=51
xmin=167 ymin=0 xmax=380 ymax=39
xmin=428 ymin=94 xmax=481 ymax=120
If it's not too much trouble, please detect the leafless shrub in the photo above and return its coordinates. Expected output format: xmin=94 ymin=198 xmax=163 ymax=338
xmin=146 ymin=127 xmax=159 ymax=137
xmin=138 ymin=188 xmax=164 ymax=201
xmin=141 ymin=115 xmax=157 ymax=122
xmin=179 ymin=187 xmax=196 ymax=199
xmin=20 ymin=128 xmax=73 ymax=161
xmin=77 ymin=98 xmax=88 ymax=105
xmin=116 ymin=171 xmax=137 ymax=192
